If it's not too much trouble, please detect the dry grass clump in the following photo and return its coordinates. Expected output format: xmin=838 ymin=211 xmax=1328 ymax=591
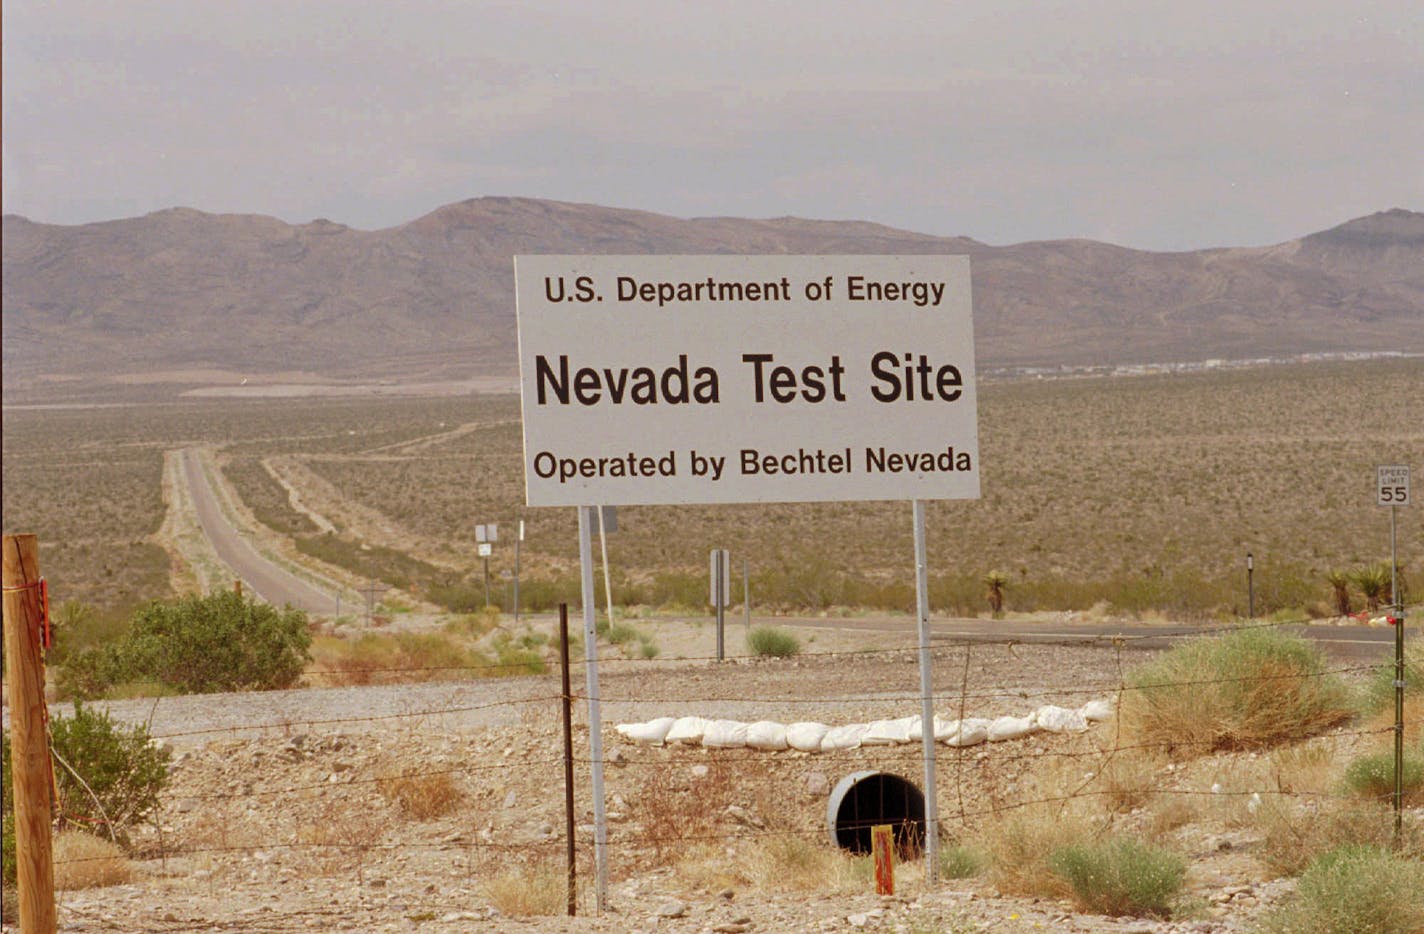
xmin=377 ymin=772 xmax=464 ymax=820
xmin=481 ymin=861 xmax=566 ymax=917
xmin=633 ymin=756 xmax=739 ymax=864
xmin=1118 ymin=628 xmax=1355 ymax=757
xmin=743 ymin=834 xmax=869 ymax=893
xmin=1047 ymin=836 xmax=1187 ymax=919
xmin=52 ymin=831 xmax=132 ymax=890
xmin=1252 ymin=798 xmax=1419 ymax=877
xmin=977 ymin=800 xmax=1101 ymax=899
xmin=310 ymin=632 xmax=492 ymax=686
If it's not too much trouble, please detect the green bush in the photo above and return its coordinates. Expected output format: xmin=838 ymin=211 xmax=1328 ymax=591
xmin=1256 ymin=845 xmax=1424 ymax=934
xmin=1364 ymin=642 xmax=1423 ymax=713
xmin=69 ymin=591 xmax=314 ymax=696
xmin=1048 ymin=837 xmax=1186 ymax=918
xmin=939 ymin=843 xmax=986 ymax=879
xmin=125 ymin=591 xmax=311 ymax=693
xmin=1342 ymin=750 xmax=1424 ymax=803
xmin=4 ymin=701 xmax=170 ymax=884
xmin=1119 ymin=627 xmax=1355 ymax=756
xmin=747 ymin=626 xmax=801 ymax=658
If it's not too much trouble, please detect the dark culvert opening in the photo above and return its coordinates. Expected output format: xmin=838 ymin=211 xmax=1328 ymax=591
xmin=826 ymin=770 xmax=926 ymax=859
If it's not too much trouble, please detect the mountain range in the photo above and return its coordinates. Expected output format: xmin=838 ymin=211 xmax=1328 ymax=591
xmin=3 ymin=198 xmax=1422 ymax=399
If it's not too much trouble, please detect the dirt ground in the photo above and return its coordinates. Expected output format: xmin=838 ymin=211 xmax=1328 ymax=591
xmin=19 ymin=616 xmax=1411 ymax=934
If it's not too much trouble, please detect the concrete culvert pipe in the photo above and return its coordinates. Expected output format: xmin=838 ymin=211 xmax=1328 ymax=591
xmin=826 ymin=770 xmax=926 ymax=858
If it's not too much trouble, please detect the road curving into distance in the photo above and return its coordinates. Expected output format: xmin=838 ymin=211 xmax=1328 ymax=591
xmin=180 ymin=448 xmax=338 ymax=616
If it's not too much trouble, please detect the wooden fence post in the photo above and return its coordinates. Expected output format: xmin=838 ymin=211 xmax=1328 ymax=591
xmin=871 ymin=824 xmax=895 ymax=896
xmin=3 ymin=533 xmax=56 ymax=932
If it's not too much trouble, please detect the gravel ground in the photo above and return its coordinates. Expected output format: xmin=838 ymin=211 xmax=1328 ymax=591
xmin=7 ymin=621 xmax=1402 ymax=933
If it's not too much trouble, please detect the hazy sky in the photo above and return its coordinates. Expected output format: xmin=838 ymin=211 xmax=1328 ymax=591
xmin=3 ymin=1 xmax=1421 ymax=251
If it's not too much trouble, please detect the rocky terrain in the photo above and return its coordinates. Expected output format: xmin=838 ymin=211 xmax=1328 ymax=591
xmin=27 ymin=624 xmax=1400 ymax=933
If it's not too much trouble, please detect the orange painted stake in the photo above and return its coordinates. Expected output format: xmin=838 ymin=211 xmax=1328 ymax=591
xmin=871 ymin=824 xmax=895 ymax=896
xmin=3 ymin=534 xmax=57 ymax=933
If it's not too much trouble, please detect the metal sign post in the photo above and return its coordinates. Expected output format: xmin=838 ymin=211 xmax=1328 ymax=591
xmin=912 ymin=500 xmax=940 ymax=880
xmin=514 ymin=520 xmax=525 ymax=625
xmin=710 ymin=548 xmax=730 ymax=660
xmin=1246 ymin=552 xmax=1255 ymax=619
xmin=577 ymin=507 xmax=609 ymax=911
xmin=1377 ymin=464 xmax=1410 ymax=844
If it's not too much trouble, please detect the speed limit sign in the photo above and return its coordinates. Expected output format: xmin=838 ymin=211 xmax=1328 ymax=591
xmin=1377 ymin=465 xmax=1411 ymax=507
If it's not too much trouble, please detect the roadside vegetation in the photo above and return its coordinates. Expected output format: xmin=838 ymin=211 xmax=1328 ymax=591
xmin=6 ymin=360 xmax=1420 ymax=621
xmin=4 ymin=702 xmax=170 ymax=904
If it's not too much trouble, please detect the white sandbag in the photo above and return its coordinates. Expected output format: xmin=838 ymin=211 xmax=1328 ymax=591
xmin=785 ymin=722 xmax=830 ymax=752
xmin=1033 ymin=705 xmax=1089 ymax=734
xmin=821 ymin=723 xmax=870 ymax=751
xmin=933 ymin=716 xmax=960 ymax=741
xmin=987 ymin=715 xmax=1038 ymax=742
xmin=615 ymin=716 xmax=676 ymax=744
xmin=863 ymin=716 xmax=920 ymax=745
xmin=745 ymin=720 xmax=790 ymax=751
xmin=1079 ymin=699 xmax=1115 ymax=722
xmin=943 ymin=718 xmax=989 ymax=747
xmin=702 ymin=719 xmax=751 ymax=748
xmin=664 ymin=716 xmax=709 ymax=745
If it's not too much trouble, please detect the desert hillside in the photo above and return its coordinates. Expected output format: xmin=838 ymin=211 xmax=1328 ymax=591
xmin=3 ymin=200 xmax=1422 ymax=396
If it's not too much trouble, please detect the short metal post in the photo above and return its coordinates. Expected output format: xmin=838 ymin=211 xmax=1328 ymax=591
xmin=1246 ymin=552 xmax=1254 ymax=619
xmin=558 ymin=604 xmax=577 ymax=915
xmin=913 ymin=500 xmax=940 ymax=881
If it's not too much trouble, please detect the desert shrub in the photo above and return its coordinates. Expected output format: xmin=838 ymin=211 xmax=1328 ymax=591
xmin=115 ymin=591 xmax=312 ymax=693
xmin=49 ymin=702 xmax=171 ymax=845
xmin=441 ymin=608 xmax=502 ymax=638
xmin=485 ymin=631 xmax=547 ymax=675
xmin=1342 ymin=749 xmax=1424 ymax=803
xmin=745 ymin=834 xmax=860 ymax=892
xmin=53 ymin=831 xmax=132 ymax=890
xmin=747 ymin=626 xmax=801 ymax=658
xmin=939 ymin=843 xmax=986 ymax=879
xmin=1364 ymin=642 xmax=1423 ymax=713
xmin=1118 ymin=627 xmax=1355 ymax=756
xmin=378 ymin=773 xmax=463 ymax=820
xmin=1256 ymin=845 xmax=1424 ymax=934
xmin=312 ymin=631 xmax=516 ymax=685
xmin=482 ymin=861 xmax=566 ymax=916
xmin=1253 ymin=799 xmax=1411 ymax=876
xmin=1351 ymin=564 xmax=1393 ymax=612
xmin=605 ymin=622 xmax=640 ymax=645
xmin=982 ymin=804 xmax=1096 ymax=898
xmin=46 ymin=600 xmax=127 ymax=666
xmin=55 ymin=643 xmax=128 ymax=701
xmin=5 ymin=701 xmax=170 ymax=880
xmin=1048 ymin=837 xmax=1186 ymax=918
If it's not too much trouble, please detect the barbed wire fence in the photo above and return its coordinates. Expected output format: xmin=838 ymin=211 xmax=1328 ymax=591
xmin=26 ymin=610 xmax=1423 ymax=929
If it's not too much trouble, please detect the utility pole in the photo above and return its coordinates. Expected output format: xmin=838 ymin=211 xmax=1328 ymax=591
xmin=3 ymin=534 xmax=56 ymax=933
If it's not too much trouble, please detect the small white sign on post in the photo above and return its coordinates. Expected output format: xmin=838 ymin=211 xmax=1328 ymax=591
xmin=515 ymin=255 xmax=979 ymax=507
xmin=1378 ymin=465 xmax=1411 ymax=507
xmin=477 ymin=543 xmax=492 ymax=557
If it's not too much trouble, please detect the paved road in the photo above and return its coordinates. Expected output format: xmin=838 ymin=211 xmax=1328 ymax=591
xmin=181 ymin=448 xmax=337 ymax=615
xmin=773 ymin=615 xmax=1402 ymax=666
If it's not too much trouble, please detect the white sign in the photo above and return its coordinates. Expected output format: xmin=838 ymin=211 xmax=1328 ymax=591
xmin=515 ymin=255 xmax=980 ymax=506
xmin=1378 ymin=465 xmax=1411 ymax=507
xmin=478 ymin=542 xmax=493 ymax=557
xmin=476 ymin=524 xmax=499 ymax=542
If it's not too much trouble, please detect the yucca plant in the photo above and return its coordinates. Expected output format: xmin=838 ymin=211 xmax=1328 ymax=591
xmin=1325 ymin=570 xmax=1352 ymax=617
